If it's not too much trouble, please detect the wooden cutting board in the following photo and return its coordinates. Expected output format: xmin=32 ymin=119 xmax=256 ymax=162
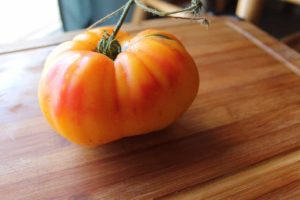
xmin=1 ymin=17 xmax=300 ymax=200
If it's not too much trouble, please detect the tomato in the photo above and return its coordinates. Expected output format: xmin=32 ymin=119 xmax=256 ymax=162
xmin=38 ymin=27 xmax=199 ymax=146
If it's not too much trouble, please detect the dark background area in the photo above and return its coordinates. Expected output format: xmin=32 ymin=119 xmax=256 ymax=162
xmin=173 ymin=0 xmax=300 ymax=39
xmin=58 ymin=0 xmax=300 ymax=50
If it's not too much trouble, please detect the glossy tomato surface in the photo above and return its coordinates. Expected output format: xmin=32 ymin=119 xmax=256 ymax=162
xmin=38 ymin=27 xmax=199 ymax=146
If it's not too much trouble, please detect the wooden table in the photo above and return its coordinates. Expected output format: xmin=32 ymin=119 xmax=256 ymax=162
xmin=1 ymin=17 xmax=300 ymax=200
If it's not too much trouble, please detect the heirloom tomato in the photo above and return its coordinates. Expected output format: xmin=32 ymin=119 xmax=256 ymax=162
xmin=38 ymin=27 xmax=199 ymax=146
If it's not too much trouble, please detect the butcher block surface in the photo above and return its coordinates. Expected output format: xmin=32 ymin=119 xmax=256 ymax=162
xmin=1 ymin=17 xmax=300 ymax=200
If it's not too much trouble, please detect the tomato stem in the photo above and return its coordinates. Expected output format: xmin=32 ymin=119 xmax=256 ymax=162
xmin=95 ymin=0 xmax=208 ymax=60
xmin=96 ymin=0 xmax=134 ymax=60
xmin=110 ymin=0 xmax=134 ymax=41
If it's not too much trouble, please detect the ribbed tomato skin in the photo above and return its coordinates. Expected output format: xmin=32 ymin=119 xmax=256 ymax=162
xmin=38 ymin=27 xmax=199 ymax=146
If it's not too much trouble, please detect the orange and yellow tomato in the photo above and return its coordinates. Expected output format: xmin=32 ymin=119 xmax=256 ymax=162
xmin=38 ymin=27 xmax=199 ymax=146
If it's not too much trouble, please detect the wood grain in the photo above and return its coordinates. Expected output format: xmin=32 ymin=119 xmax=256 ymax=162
xmin=162 ymin=148 xmax=300 ymax=200
xmin=0 ymin=17 xmax=300 ymax=200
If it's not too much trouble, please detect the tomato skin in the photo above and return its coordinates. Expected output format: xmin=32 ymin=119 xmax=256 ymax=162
xmin=38 ymin=27 xmax=199 ymax=146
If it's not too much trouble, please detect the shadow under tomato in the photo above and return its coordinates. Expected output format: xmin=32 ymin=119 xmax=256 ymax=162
xmin=73 ymin=122 xmax=232 ymax=198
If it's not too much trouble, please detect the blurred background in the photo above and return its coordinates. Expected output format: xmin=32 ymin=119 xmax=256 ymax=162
xmin=0 ymin=0 xmax=299 ymax=51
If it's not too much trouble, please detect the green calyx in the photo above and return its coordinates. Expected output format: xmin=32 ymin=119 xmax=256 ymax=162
xmin=96 ymin=31 xmax=121 ymax=60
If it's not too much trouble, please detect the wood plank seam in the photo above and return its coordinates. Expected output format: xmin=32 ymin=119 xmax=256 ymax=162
xmin=226 ymin=20 xmax=300 ymax=76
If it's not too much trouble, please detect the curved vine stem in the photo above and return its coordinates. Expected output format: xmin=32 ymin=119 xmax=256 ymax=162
xmin=166 ymin=15 xmax=209 ymax=28
xmin=94 ymin=0 xmax=207 ymax=60
xmin=110 ymin=0 xmax=134 ymax=40
xmin=87 ymin=0 xmax=206 ymax=32
xmin=86 ymin=3 xmax=127 ymax=30
xmin=95 ymin=0 xmax=134 ymax=60
xmin=134 ymin=0 xmax=203 ymax=16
